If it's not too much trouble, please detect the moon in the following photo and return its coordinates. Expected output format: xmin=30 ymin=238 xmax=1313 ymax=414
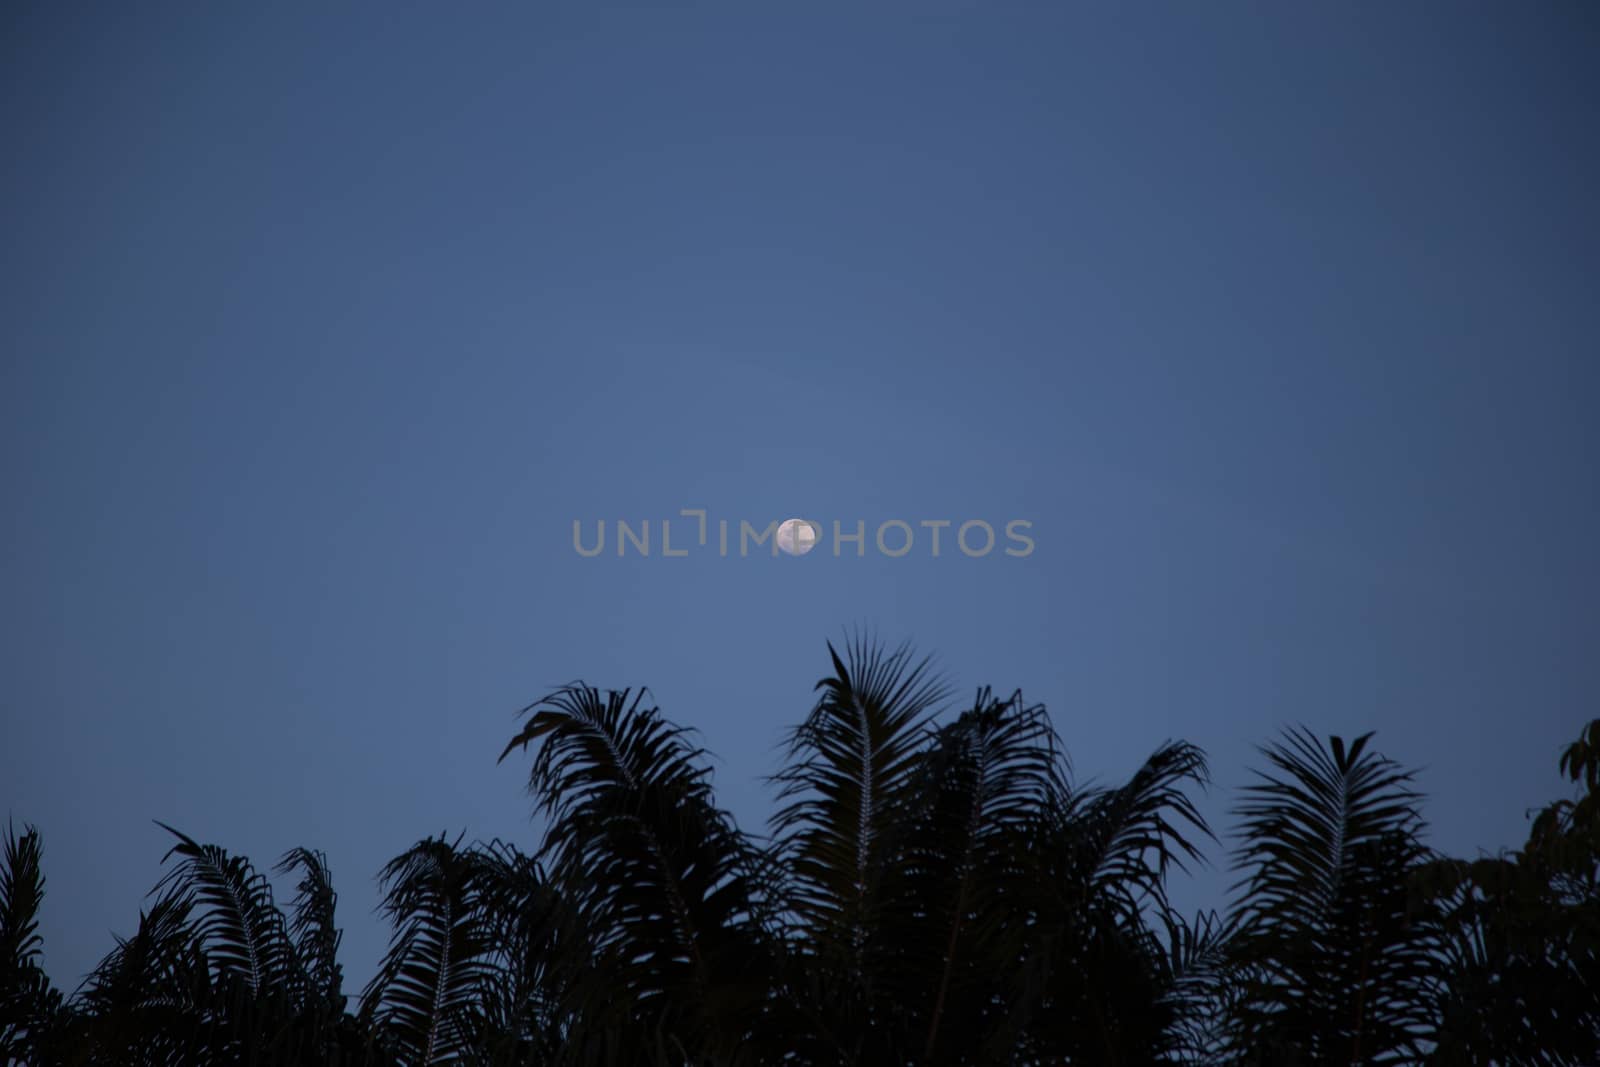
xmin=776 ymin=518 xmax=820 ymax=556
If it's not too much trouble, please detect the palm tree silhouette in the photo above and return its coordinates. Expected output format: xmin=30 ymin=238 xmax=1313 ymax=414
xmin=2 ymin=637 xmax=1595 ymax=1064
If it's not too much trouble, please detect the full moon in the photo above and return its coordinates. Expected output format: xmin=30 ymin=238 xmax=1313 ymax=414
xmin=776 ymin=518 xmax=820 ymax=556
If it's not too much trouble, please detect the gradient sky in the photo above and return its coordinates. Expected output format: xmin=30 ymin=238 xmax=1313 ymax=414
xmin=4 ymin=3 xmax=1597 ymax=994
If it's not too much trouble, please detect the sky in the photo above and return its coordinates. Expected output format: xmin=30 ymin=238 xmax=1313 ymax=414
xmin=3 ymin=2 xmax=1597 ymax=995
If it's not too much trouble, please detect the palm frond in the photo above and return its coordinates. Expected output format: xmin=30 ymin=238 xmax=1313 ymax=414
xmin=500 ymin=684 xmax=705 ymax=812
xmin=500 ymin=683 xmax=775 ymax=1063
xmin=887 ymin=688 xmax=1065 ymax=1061
xmin=2 ymin=822 xmax=61 ymax=1062
xmin=468 ymin=839 xmax=571 ymax=1063
xmin=990 ymin=739 xmax=1212 ymax=1065
xmin=360 ymin=834 xmax=499 ymax=1066
xmin=152 ymin=822 xmax=296 ymax=998
xmin=76 ymin=892 xmax=215 ymax=1062
xmin=770 ymin=637 xmax=950 ymax=949
xmin=275 ymin=846 xmax=344 ymax=1007
xmin=1153 ymin=909 xmax=1237 ymax=1064
xmin=1 ymin=821 xmax=46 ymax=979
xmin=1066 ymin=739 xmax=1213 ymax=918
xmin=1226 ymin=728 xmax=1435 ymax=1064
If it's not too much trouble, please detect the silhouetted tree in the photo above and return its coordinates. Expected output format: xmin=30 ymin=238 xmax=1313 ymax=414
xmin=1 ymin=638 xmax=1595 ymax=1065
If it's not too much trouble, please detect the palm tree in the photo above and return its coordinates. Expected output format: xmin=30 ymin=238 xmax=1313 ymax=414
xmin=60 ymin=826 xmax=390 ymax=1065
xmin=3 ymin=637 xmax=1595 ymax=1065
xmin=496 ymin=680 xmax=786 ymax=1064
xmin=489 ymin=637 xmax=1217 ymax=1064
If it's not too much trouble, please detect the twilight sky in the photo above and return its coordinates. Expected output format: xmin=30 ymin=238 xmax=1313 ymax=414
xmin=3 ymin=2 xmax=1597 ymax=993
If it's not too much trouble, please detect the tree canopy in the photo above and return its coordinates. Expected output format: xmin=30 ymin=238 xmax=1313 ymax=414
xmin=3 ymin=639 xmax=1596 ymax=1065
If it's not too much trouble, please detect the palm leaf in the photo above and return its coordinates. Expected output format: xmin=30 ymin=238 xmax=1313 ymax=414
xmin=468 ymin=838 xmax=571 ymax=1063
xmin=1 ymin=821 xmax=46 ymax=979
xmin=500 ymin=683 xmax=774 ymax=1064
xmin=885 ymin=688 xmax=1065 ymax=1061
xmin=360 ymin=834 xmax=499 ymax=1066
xmin=275 ymin=846 xmax=344 ymax=1008
xmin=2 ymin=822 xmax=61 ymax=1061
xmin=77 ymin=892 xmax=215 ymax=1062
xmin=991 ymin=739 xmax=1213 ymax=1064
xmin=152 ymin=822 xmax=296 ymax=999
xmin=770 ymin=637 xmax=949 ymax=954
xmin=1153 ymin=909 xmax=1237 ymax=1064
xmin=1225 ymin=728 xmax=1435 ymax=1064
xmin=1065 ymin=739 xmax=1213 ymax=919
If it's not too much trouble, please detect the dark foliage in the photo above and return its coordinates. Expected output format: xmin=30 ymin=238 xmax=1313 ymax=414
xmin=2 ymin=640 xmax=1594 ymax=1065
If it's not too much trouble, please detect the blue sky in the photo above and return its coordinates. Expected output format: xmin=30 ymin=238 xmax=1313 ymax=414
xmin=4 ymin=3 xmax=1597 ymax=993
